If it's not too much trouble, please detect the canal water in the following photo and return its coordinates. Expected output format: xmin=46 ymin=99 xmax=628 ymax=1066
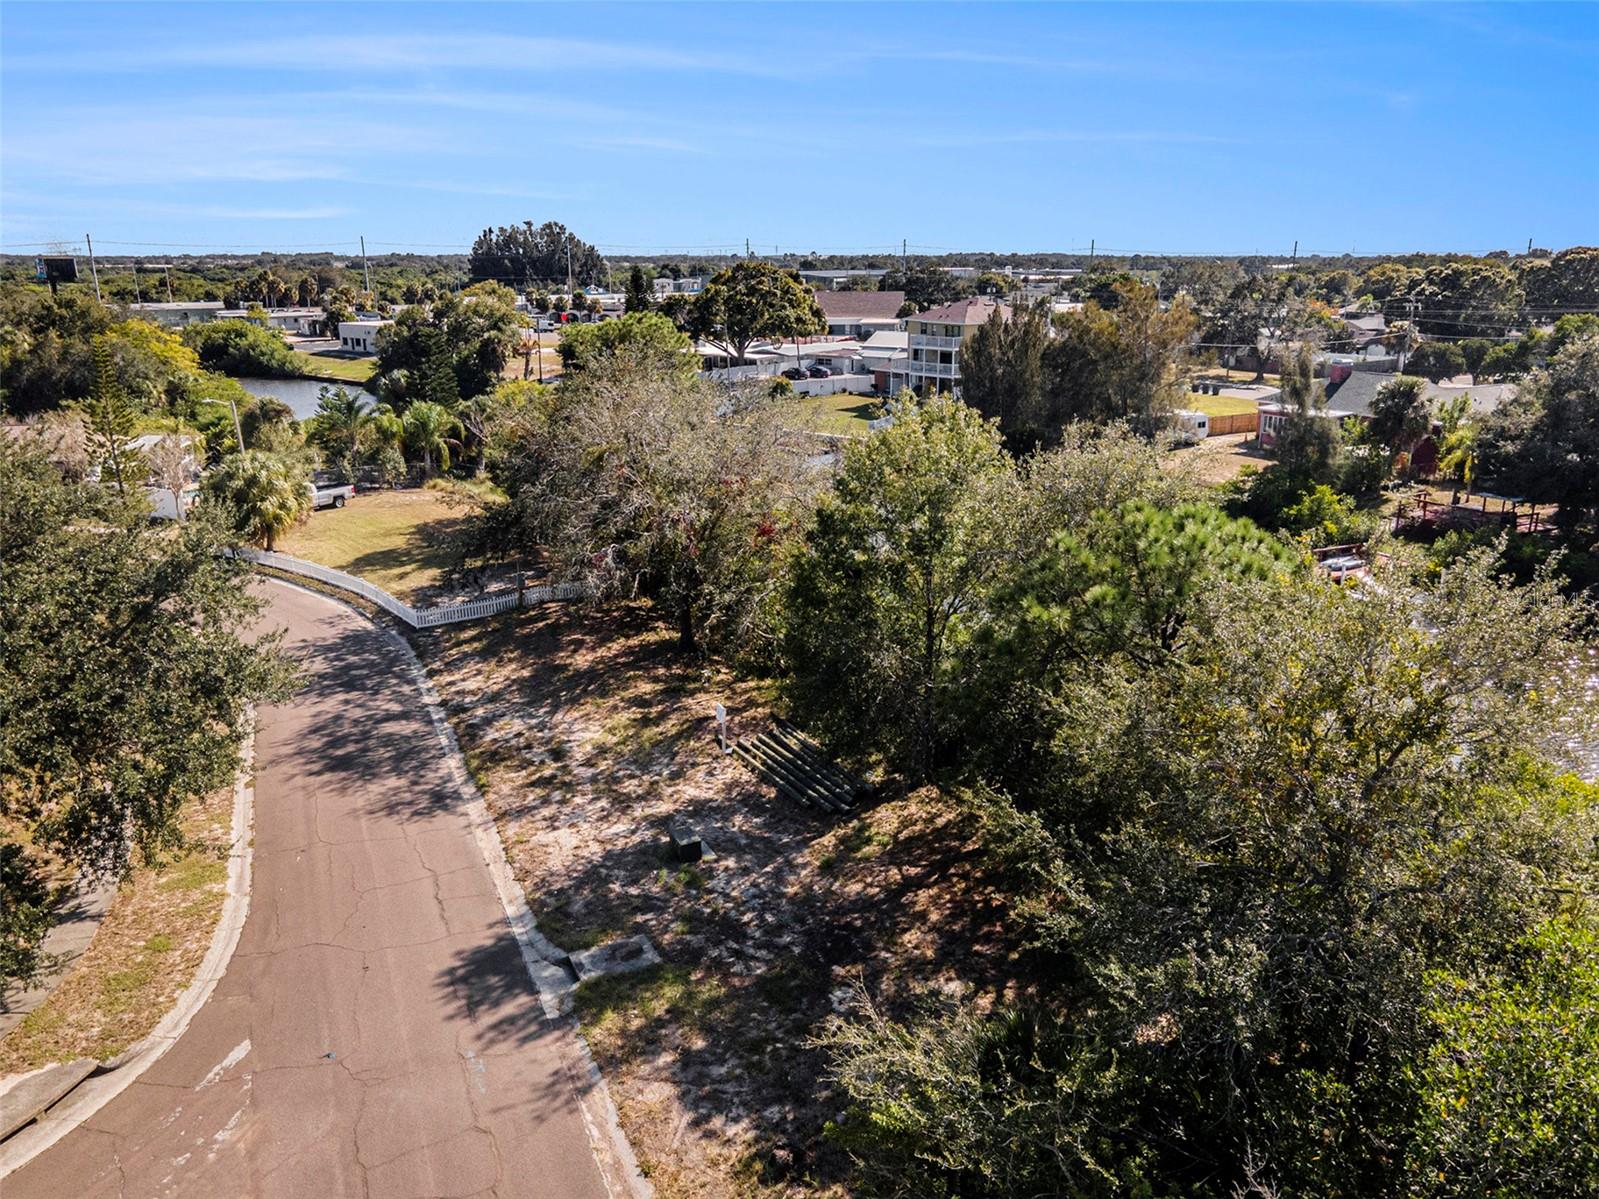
xmin=236 ymin=377 xmax=379 ymax=421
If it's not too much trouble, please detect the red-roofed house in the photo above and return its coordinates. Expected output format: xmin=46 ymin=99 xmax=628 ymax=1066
xmin=812 ymin=290 xmax=906 ymax=339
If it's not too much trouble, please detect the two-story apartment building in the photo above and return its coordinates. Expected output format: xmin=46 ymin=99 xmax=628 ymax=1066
xmin=903 ymin=297 xmax=1009 ymax=398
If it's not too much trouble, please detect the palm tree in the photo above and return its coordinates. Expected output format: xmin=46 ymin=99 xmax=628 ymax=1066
xmin=1437 ymin=423 xmax=1479 ymax=503
xmin=1369 ymin=375 xmax=1432 ymax=479
xmin=369 ymin=403 xmax=405 ymax=450
xmin=252 ymin=268 xmax=285 ymax=308
xmin=312 ymin=386 xmax=373 ymax=480
xmin=1434 ymin=392 xmax=1476 ymax=502
xmin=402 ymin=401 xmax=463 ymax=478
xmin=201 ymin=451 xmax=310 ymax=551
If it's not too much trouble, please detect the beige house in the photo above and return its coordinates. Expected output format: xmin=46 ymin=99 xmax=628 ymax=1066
xmin=903 ymin=297 xmax=1010 ymax=398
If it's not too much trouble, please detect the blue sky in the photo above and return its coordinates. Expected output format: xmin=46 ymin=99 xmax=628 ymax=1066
xmin=3 ymin=2 xmax=1595 ymax=258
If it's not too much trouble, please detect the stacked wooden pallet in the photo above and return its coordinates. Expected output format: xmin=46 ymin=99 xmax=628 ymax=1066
xmin=730 ymin=720 xmax=865 ymax=814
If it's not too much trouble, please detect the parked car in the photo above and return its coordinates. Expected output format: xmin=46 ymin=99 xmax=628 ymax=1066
xmin=781 ymin=367 xmax=807 ymax=381
xmin=308 ymin=480 xmax=355 ymax=510
xmin=1320 ymin=553 xmax=1367 ymax=583
xmin=807 ymin=365 xmax=831 ymax=378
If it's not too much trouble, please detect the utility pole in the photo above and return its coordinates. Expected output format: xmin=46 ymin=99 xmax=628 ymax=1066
xmin=85 ymin=233 xmax=102 ymax=301
xmin=228 ymin=393 xmax=245 ymax=450
xmin=902 ymin=238 xmax=908 ymax=277
xmin=1088 ymin=238 xmax=1095 ymax=270
xmin=1291 ymin=239 xmax=1298 ymax=266
xmin=745 ymin=238 xmax=751 ymax=259
xmin=360 ymin=235 xmax=372 ymax=297
xmin=132 ymin=265 xmax=142 ymax=304
xmin=1527 ymin=237 xmax=1534 ymax=256
xmin=164 ymin=264 xmax=175 ymax=302
xmin=566 ymin=234 xmax=574 ymax=297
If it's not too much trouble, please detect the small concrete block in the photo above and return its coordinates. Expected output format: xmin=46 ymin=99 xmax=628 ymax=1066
xmin=569 ymin=935 xmax=662 ymax=984
xmin=669 ymin=825 xmax=703 ymax=863
xmin=0 ymin=1058 xmax=98 ymax=1141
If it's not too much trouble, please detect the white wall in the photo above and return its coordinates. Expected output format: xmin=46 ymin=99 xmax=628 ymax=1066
xmin=791 ymin=374 xmax=876 ymax=398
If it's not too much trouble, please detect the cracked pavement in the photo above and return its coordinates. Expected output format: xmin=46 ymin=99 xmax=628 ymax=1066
xmin=7 ymin=581 xmax=614 ymax=1198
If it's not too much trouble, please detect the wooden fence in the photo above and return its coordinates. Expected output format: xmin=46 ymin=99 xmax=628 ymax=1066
xmin=1206 ymin=411 xmax=1259 ymax=437
xmin=234 ymin=548 xmax=585 ymax=629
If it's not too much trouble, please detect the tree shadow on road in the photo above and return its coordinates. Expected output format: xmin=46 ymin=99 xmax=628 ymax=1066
xmin=265 ymin=602 xmax=473 ymax=827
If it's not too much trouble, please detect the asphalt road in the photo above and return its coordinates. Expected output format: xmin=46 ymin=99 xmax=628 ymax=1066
xmin=8 ymin=580 xmax=616 ymax=1198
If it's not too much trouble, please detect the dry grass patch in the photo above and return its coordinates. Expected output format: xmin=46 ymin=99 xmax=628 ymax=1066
xmin=1166 ymin=431 xmax=1275 ymax=487
xmin=0 ymin=782 xmax=234 ymax=1073
xmin=417 ymin=603 xmax=1026 ymax=1197
xmin=275 ymin=487 xmax=471 ymax=602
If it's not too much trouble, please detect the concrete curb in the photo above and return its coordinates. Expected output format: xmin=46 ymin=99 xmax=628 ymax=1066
xmin=262 ymin=576 xmax=653 ymax=1199
xmin=0 ymin=713 xmax=256 ymax=1179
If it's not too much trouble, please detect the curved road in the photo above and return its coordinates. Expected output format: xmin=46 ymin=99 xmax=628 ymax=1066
xmin=8 ymin=581 xmax=618 ymax=1198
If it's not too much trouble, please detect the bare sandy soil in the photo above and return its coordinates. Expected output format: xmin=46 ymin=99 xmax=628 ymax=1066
xmin=1165 ymin=430 xmax=1276 ymax=486
xmin=416 ymin=604 xmax=1024 ymax=1196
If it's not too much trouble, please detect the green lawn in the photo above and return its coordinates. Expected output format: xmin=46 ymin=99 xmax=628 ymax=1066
xmin=288 ymin=349 xmax=378 ymax=383
xmin=275 ymin=488 xmax=469 ymax=601
xmin=1187 ymin=392 xmax=1262 ymax=417
xmin=801 ymin=391 xmax=881 ymax=436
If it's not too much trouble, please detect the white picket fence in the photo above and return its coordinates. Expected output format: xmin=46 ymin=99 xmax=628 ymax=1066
xmin=234 ymin=548 xmax=585 ymax=629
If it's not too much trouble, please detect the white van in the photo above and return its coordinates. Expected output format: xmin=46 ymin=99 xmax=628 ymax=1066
xmin=1172 ymin=409 xmax=1210 ymax=445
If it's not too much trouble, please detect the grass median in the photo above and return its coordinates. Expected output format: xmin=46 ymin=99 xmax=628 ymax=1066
xmin=0 ymin=782 xmax=235 ymax=1073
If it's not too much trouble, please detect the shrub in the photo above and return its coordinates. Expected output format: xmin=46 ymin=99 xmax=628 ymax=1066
xmin=1279 ymin=483 xmax=1379 ymax=547
xmin=1406 ymin=919 xmax=1599 ymax=1198
xmin=182 ymin=320 xmax=298 ymax=377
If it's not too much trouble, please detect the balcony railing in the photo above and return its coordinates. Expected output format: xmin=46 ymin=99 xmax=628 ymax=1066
xmin=909 ymin=334 xmax=964 ymax=350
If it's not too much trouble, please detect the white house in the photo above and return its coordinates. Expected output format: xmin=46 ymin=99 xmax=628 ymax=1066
xmin=262 ymin=307 xmax=326 ymax=335
xmin=337 ymin=319 xmax=392 ymax=355
xmin=771 ymin=340 xmax=868 ymax=375
xmin=125 ymin=433 xmax=203 ymax=519
xmin=129 ymin=301 xmax=224 ymax=327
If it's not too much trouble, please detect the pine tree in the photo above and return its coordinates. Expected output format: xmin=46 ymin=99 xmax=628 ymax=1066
xmin=625 ymin=264 xmax=654 ymax=314
xmin=85 ymin=337 xmax=142 ymax=496
xmin=415 ymin=327 xmax=461 ymax=410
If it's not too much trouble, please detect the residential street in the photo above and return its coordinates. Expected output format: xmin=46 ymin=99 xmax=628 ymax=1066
xmin=6 ymin=581 xmax=615 ymax=1199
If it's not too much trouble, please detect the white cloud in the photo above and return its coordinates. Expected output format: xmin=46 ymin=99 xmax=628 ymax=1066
xmin=1 ymin=110 xmax=443 ymax=186
xmin=6 ymin=33 xmax=781 ymax=77
xmin=903 ymin=129 xmax=1236 ymax=150
xmin=4 ymin=31 xmax=1146 ymax=83
xmin=574 ymin=135 xmax=711 ymax=155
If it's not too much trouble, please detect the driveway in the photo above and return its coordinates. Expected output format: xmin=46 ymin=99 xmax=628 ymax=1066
xmin=6 ymin=580 xmax=619 ymax=1198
